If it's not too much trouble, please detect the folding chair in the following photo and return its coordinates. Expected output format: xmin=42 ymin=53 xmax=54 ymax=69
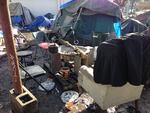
xmin=19 ymin=62 xmax=49 ymax=93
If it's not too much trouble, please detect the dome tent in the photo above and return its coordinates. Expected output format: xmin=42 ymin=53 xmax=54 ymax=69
xmin=53 ymin=0 xmax=122 ymax=46
xmin=60 ymin=0 xmax=121 ymax=18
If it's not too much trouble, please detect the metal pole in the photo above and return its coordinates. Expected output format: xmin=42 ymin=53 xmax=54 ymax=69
xmin=0 ymin=0 xmax=23 ymax=94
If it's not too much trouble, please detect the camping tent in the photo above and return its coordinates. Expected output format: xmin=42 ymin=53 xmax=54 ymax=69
xmin=52 ymin=0 xmax=122 ymax=46
xmin=134 ymin=10 xmax=150 ymax=24
xmin=121 ymin=18 xmax=147 ymax=36
xmin=9 ymin=2 xmax=34 ymax=27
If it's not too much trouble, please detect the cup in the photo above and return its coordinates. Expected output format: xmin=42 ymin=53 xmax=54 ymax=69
xmin=60 ymin=67 xmax=70 ymax=79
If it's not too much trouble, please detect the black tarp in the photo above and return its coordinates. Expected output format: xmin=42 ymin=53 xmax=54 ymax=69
xmin=121 ymin=18 xmax=147 ymax=36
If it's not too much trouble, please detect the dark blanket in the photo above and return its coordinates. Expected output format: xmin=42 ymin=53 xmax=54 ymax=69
xmin=94 ymin=39 xmax=127 ymax=86
xmin=143 ymin=36 xmax=150 ymax=84
xmin=124 ymin=35 xmax=143 ymax=85
xmin=94 ymin=34 xmax=150 ymax=86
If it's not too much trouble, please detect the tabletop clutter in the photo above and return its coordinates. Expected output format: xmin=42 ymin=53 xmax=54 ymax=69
xmin=33 ymin=35 xmax=148 ymax=112
xmin=34 ymin=40 xmax=96 ymax=112
xmin=45 ymin=41 xmax=94 ymax=91
xmin=61 ymin=92 xmax=94 ymax=112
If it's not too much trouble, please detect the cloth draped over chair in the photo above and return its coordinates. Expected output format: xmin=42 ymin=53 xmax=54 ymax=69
xmin=94 ymin=34 xmax=150 ymax=86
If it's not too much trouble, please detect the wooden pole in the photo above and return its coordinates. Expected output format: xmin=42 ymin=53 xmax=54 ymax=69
xmin=0 ymin=0 xmax=23 ymax=94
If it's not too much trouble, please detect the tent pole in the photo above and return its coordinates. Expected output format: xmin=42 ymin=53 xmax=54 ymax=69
xmin=0 ymin=0 xmax=23 ymax=94
xmin=73 ymin=8 xmax=83 ymax=29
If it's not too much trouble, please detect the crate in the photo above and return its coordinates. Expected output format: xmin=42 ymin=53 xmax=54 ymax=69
xmin=9 ymin=86 xmax=38 ymax=113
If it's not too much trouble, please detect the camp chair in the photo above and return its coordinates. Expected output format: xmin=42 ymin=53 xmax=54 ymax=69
xmin=78 ymin=65 xmax=144 ymax=110
xmin=17 ymin=50 xmax=33 ymax=66
xmin=19 ymin=62 xmax=49 ymax=93
xmin=32 ymin=31 xmax=50 ymax=60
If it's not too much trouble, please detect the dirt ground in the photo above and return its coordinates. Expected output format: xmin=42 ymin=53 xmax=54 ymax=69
xmin=0 ymin=54 xmax=66 ymax=113
xmin=0 ymin=51 xmax=101 ymax=113
xmin=1 ymin=52 xmax=150 ymax=113
xmin=0 ymin=33 xmax=150 ymax=113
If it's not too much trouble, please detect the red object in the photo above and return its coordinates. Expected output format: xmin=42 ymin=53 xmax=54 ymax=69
xmin=38 ymin=42 xmax=56 ymax=49
xmin=38 ymin=42 xmax=50 ymax=49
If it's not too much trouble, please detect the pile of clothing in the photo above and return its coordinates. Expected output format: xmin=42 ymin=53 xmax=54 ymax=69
xmin=94 ymin=34 xmax=150 ymax=86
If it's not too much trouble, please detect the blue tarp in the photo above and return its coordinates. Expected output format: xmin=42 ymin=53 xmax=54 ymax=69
xmin=24 ymin=16 xmax=52 ymax=31
xmin=60 ymin=0 xmax=75 ymax=9
xmin=11 ymin=16 xmax=23 ymax=26
xmin=113 ymin=17 xmax=121 ymax=38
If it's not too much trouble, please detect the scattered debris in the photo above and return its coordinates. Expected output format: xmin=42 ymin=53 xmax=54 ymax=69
xmin=61 ymin=90 xmax=79 ymax=103
xmin=0 ymin=103 xmax=3 ymax=109
xmin=66 ymin=93 xmax=94 ymax=112
xmin=38 ymin=79 xmax=55 ymax=91
xmin=107 ymin=106 xmax=116 ymax=113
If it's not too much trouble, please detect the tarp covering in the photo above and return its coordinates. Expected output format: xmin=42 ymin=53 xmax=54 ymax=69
xmin=52 ymin=0 xmax=121 ymax=46
xmin=11 ymin=16 xmax=23 ymax=26
xmin=135 ymin=10 xmax=150 ymax=24
xmin=53 ymin=10 xmax=121 ymax=45
xmin=25 ymin=16 xmax=52 ymax=31
xmin=9 ymin=2 xmax=23 ymax=16
xmin=121 ymin=18 xmax=147 ymax=36
xmin=75 ymin=14 xmax=120 ymax=39
xmin=9 ymin=2 xmax=33 ymax=26
xmin=61 ymin=0 xmax=122 ymax=19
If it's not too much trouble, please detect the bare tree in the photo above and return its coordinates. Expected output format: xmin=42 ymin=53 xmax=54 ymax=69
xmin=113 ymin=0 xmax=128 ymax=7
